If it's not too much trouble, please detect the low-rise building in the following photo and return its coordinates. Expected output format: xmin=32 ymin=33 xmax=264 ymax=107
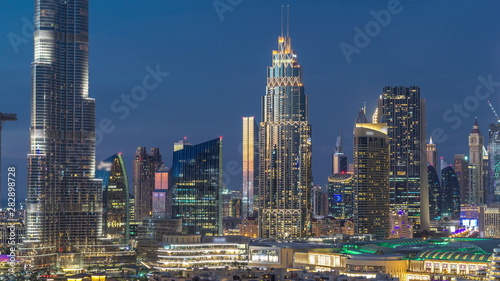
xmin=154 ymin=235 xmax=249 ymax=271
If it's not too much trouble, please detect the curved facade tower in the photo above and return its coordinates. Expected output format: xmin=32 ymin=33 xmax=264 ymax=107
xmin=353 ymin=109 xmax=390 ymax=239
xmin=96 ymin=154 xmax=130 ymax=244
xmin=258 ymin=30 xmax=312 ymax=238
xmin=26 ymin=0 xmax=102 ymax=251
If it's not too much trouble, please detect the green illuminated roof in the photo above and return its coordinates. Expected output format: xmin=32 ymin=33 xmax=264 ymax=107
xmin=377 ymin=238 xmax=427 ymax=249
xmin=415 ymin=250 xmax=491 ymax=262
xmin=360 ymin=244 xmax=389 ymax=254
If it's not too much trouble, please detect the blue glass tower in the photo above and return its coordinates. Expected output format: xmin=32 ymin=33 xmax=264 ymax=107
xmin=171 ymin=138 xmax=223 ymax=236
xmin=441 ymin=166 xmax=460 ymax=220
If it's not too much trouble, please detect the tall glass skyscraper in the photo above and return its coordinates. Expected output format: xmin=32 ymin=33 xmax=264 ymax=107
xmin=427 ymin=164 xmax=441 ymax=219
xmin=96 ymin=153 xmax=130 ymax=244
xmin=171 ymin=138 xmax=223 ymax=236
xmin=258 ymin=27 xmax=312 ymax=238
xmin=26 ymin=0 xmax=103 ymax=252
xmin=454 ymin=154 xmax=469 ymax=205
xmin=242 ymin=116 xmax=258 ymax=219
xmin=441 ymin=166 xmax=460 ymax=220
xmin=376 ymin=86 xmax=430 ymax=231
xmin=488 ymin=122 xmax=500 ymax=203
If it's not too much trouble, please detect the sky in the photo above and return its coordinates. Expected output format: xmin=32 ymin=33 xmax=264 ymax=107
xmin=1 ymin=0 xmax=500 ymax=202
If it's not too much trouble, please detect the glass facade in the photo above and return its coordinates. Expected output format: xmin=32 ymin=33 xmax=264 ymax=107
xmin=440 ymin=166 xmax=460 ymax=220
xmin=327 ymin=173 xmax=354 ymax=219
xmin=427 ymin=164 xmax=441 ymax=219
xmin=454 ymin=154 xmax=470 ymax=206
xmin=353 ymin=114 xmax=390 ymax=239
xmin=259 ymin=33 xmax=312 ymax=238
xmin=171 ymin=138 xmax=223 ymax=236
xmin=242 ymin=116 xmax=258 ymax=219
xmin=26 ymin=0 xmax=102 ymax=252
xmin=95 ymin=153 xmax=130 ymax=244
xmin=377 ymin=86 xmax=429 ymax=231
xmin=488 ymin=122 xmax=500 ymax=204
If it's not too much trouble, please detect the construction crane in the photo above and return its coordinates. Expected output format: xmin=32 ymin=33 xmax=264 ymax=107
xmin=487 ymin=100 xmax=500 ymax=123
xmin=0 ymin=113 xmax=17 ymax=206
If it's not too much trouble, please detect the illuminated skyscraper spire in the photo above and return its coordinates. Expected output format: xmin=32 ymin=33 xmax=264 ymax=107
xmin=259 ymin=8 xmax=312 ymax=238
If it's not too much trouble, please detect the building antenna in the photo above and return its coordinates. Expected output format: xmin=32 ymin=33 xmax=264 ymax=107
xmin=287 ymin=5 xmax=290 ymax=37
xmin=487 ymin=100 xmax=500 ymax=122
xmin=281 ymin=5 xmax=284 ymax=37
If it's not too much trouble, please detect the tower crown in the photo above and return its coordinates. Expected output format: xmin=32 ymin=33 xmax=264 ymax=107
xmin=471 ymin=118 xmax=481 ymax=134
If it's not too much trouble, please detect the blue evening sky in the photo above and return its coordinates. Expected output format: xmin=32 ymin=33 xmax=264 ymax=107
xmin=1 ymin=0 xmax=500 ymax=202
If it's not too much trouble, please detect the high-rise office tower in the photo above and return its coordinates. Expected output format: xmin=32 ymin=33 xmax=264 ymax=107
xmin=312 ymin=185 xmax=329 ymax=217
xmin=441 ymin=166 xmax=460 ymax=220
xmin=482 ymin=147 xmax=490 ymax=203
xmin=171 ymin=138 xmax=223 ymax=236
xmin=327 ymin=173 xmax=354 ymax=219
xmin=155 ymin=165 xmax=170 ymax=190
xmin=427 ymin=164 xmax=441 ymax=219
xmin=376 ymin=86 xmax=430 ymax=231
xmin=95 ymin=154 xmax=130 ymax=244
xmin=469 ymin=119 xmax=484 ymax=204
xmin=26 ymin=0 xmax=103 ymax=254
xmin=154 ymin=165 xmax=171 ymax=217
xmin=427 ymin=137 xmax=438 ymax=167
xmin=132 ymin=147 xmax=163 ymax=222
xmin=489 ymin=122 xmax=500 ymax=203
xmin=333 ymin=130 xmax=348 ymax=174
xmin=258 ymin=21 xmax=312 ymax=238
xmin=353 ymin=109 xmax=390 ymax=239
xmin=328 ymin=130 xmax=353 ymax=219
xmin=454 ymin=154 xmax=469 ymax=205
xmin=242 ymin=116 xmax=258 ymax=219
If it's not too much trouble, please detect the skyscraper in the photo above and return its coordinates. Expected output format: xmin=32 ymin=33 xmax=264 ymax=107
xmin=454 ymin=154 xmax=469 ymax=206
xmin=133 ymin=147 xmax=163 ymax=222
xmin=376 ymin=86 xmax=430 ymax=231
xmin=427 ymin=137 xmax=438 ymax=167
xmin=469 ymin=119 xmax=484 ymax=205
xmin=353 ymin=109 xmax=390 ymax=239
xmin=428 ymin=164 xmax=441 ymax=219
xmin=242 ymin=116 xmax=258 ymax=219
xmin=258 ymin=21 xmax=312 ymax=238
xmin=327 ymin=173 xmax=354 ymax=219
xmin=171 ymin=138 xmax=223 ymax=236
xmin=488 ymin=122 xmax=500 ymax=203
xmin=95 ymin=153 xmax=130 ymax=244
xmin=328 ymin=130 xmax=353 ymax=219
xmin=26 ymin=0 xmax=103 ymax=255
xmin=333 ymin=130 xmax=348 ymax=174
xmin=441 ymin=166 xmax=460 ymax=220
